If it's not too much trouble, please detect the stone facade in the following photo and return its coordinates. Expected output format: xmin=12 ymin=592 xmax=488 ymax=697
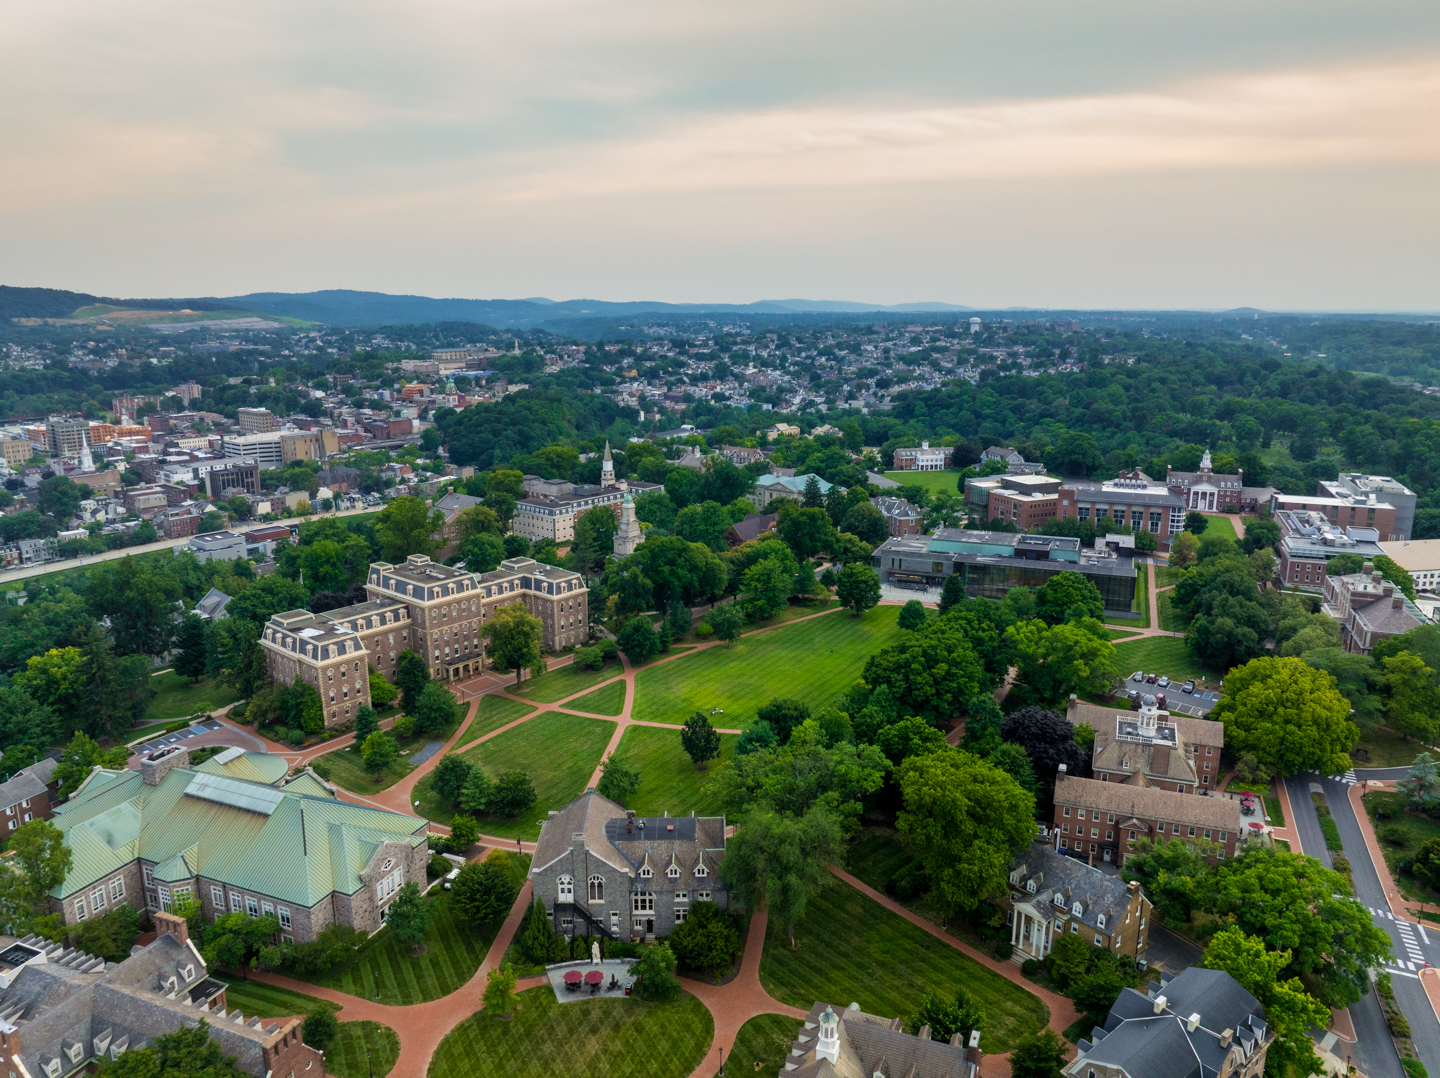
xmin=260 ymin=610 xmax=373 ymax=729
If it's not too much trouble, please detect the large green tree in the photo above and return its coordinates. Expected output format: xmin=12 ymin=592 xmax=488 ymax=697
xmin=452 ymin=856 xmax=519 ymax=925
xmin=895 ymin=749 xmax=1035 ymax=917
xmin=412 ymin=680 xmax=461 ymax=736
xmin=1005 ymin=619 xmax=1119 ymax=705
xmin=96 ymin=1020 xmax=250 ymax=1078
xmin=0 ymin=819 xmax=73 ymax=929
xmin=1381 ymin=652 xmax=1440 ymax=743
xmin=374 ymin=495 xmax=446 ymax=562
xmin=720 ymin=803 xmax=844 ymax=948
xmin=480 ymin=602 xmax=544 ymax=686
xmin=835 ymin=562 xmax=881 ymax=616
xmin=85 ymin=557 xmax=182 ymax=657
xmin=862 ymin=620 xmax=989 ymax=727
xmin=1209 ymin=656 xmax=1356 ymax=777
xmin=1034 ymin=570 xmax=1104 ymax=625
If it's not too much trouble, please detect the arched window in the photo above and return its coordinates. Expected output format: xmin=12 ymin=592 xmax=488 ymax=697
xmin=588 ymin=875 xmax=604 ymax=902
xmin=558 ymin=875 xmax=573 ymax=902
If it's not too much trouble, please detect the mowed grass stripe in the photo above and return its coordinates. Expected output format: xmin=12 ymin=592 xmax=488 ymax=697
xmin=328 ymin=1022 xmax=400 ymax=1078
xmin=611 ymin=724 xmax=737 ymax=818
xmin=759 ymin=876 xmax=1048 ymax=1054
xmin=212 ymin=975 xmax=334 ymax=1018
xmin=427 ymin=987 xmax=713 ymax=1078
xmin=631 ymin=605 xmax=901 ymax=728
xmin=567 ymin=679 xmax=627 ymax=716
xmin=456 ymin=694 xmax=537 ymax=748
xmin=513 ymin=660 xmax=624 ymax=703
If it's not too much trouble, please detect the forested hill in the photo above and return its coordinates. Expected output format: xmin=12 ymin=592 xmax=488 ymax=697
xmin=0 ymin=286 xmax=238 ymax=320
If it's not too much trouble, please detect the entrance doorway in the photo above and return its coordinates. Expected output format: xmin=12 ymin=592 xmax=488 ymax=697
xmin=1103 ymin=848 xmax=1113 ymax=863
xmin=646 ymin=918 xmax=654 ymax=935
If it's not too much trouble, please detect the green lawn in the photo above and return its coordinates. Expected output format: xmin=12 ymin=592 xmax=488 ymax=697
xmin=1155 ymin=588 xmax=1192 ymax=633
xmin=428 ymin=986 xmax=713 ymax=1078
xmin=1353 ymin=727 xmax=1435 ymax=769
xmin=882 ymin=470 xmax=962 ymax=494
xmin=1365 ymin=792 xmax=1440 ymax=903
xmin=457 ymin=695 xmax=537 ymax=749
xmin=610 ymin=725 xmax=737 ymax=818
xmin=759 ymin=876 xmax=1048 ymax=1053
xmin=1105 ymin=564 xmax=1150 ymax=628
xmin=306 ymin=867 xmax=526 ymax=1005
xmin=1200 ymin=515 xmax=1239 ymax=541
xmin=632 ymin=605 xmax=902 ymax=728
xmin=212 ymin=975 xmax=335 ymax=1018
xmin=414 ymin=712 xmax=614 ymax=837
xmin=513 ymin=660 xmax=624 ymax=704
xmin=1155 ymin=565 xmax=1181 ymax=588
xmin=567 ymin=680 xmax=627 ymax=716
xmin=317 ymin=743 xmax=415 ymax=795
xmin=845 ymin=827 xmax=918 ymax=895
xmin=715 ymin=1014 xmax=803 ymax=1076
xmin=329 ymin=1022 xmax=399 ymax=1078
xmin=1112 ymin=636 xmax=1221 ymax=683
xmin=144 ymin=673 xmax=243 ymax=722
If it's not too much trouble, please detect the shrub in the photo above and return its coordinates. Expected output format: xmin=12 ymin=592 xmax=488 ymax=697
xmin=605 ymin=939 xmax=645 ymax=959
xmin=994 ymin=940 xmax=1013 ymax=960
xmin=667 ymin=902 xmax=741 ymax=975
xmin=1373 ymin=798 xmax=1399 ymax=820
xmin=288 ymin=728 xmax=305 ymax=746
xmin=1020 ymin=958 xmax=1043 ymax=977
xmin=452 ymin=857 xmax=519 ymax=924
xmin=428 ymin=854 xmax=452 ymax=877
xmin=301 ymin=1009 xmax=337 ymax=1051
xmin=1402 ymin=1058 xmax=1429 ymax=1078
xmin=393 ymin=714 xmax=416 ymax=739
xmin=229 ymin=701 xmax=249 ymax=721
xmin=448 ymin=815 xmax=480 ymax=853
xmin=695 ymin=623 xmax=715 ymax=638
xmin=74 ymin=904 xmax=142 ymax=961
xmin=1379 ymin=824 xmax=1410 ymax=847
xmin=888 ymin=862 xmax=929 ymax=902
xmin=1388 ymin=1011 xmax=1411 ymax=1038
xmin=632 ymin=941 xmax=680 ymax=1001
xmin=574 ymin=646 xmax=605 ymax=671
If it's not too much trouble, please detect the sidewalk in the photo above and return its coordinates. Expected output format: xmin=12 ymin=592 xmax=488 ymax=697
xmin=1348 ymin=780 xmax=1433 ymax=925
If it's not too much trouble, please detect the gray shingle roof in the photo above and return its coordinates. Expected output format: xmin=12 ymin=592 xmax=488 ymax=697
xmin=1055 ymin=776 xmax=1241 ymax=833
xmin=1008 ymin=843 xmax=1133 ymax=935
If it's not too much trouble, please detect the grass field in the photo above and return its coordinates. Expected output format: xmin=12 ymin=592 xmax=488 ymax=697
xmin=456 ymin=695 xmax=537 ymax=749
xmin=759 ymin=876 xmax=1048 ymax=1053
xmin=427 ymin=987 xmax=713 ymax=1078
xmin=212 ymin=975 xmax=335 ymax=1018
xmin=1112 ymin=636 xmax=1219 ymax=683
xmin=882 ymin=470 xmax=961 ymax=494
xmin=415 ymin=712 xmax=613 ymax=836
xmin=1155 ymin=588 xmax=1192 ymax=633
xmin=1106 ymin=565 xmax=1150 ymax=629
xmin=568 ymin=680 xmax=627 ymax=716
xmin=329 ymin=1022 xmax=399 ymax=1078
xmin=145 ymin=673 xmax=242 ymax=721
xmin=513 ymin=659 xmax=624 ymax=704
xmin=715 ymin=1014 xmax=803 ymax=1076
xmin=308 ymin=860 xmax=527 ymax=1005
xmin=632 ymin=605 xmax=901 ymax=728
xmin=1155 ymin=565 xmax=1181 ymax=588
xmin=611 ymin=725 xmax=737 ymax=818
xmin=845 ymin=827 xmax=917 ymax=894
xmin=318 ymin=743 xmax=415 ymax=795
xmin=1200 ymin=515 xmax=1239 ymax=541
xmin=1354 ymin=727 xmax=1434 ymax=769
xmin=1365 ymin=792 xmax=1440 ymax=903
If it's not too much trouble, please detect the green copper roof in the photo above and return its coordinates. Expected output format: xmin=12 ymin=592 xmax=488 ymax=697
xmin=197 ymin=749 xmax=290 ymax=786
xmin=51 ymin=767 xmax=425 ymax=906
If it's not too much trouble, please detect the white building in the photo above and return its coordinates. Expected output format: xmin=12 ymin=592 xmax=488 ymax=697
xmin=222 ymin=433 xmax=284 ymax=470
xmin=1379 ymin=539 xmax=1440 ymax=594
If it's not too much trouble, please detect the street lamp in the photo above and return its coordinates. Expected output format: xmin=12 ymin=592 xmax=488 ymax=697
xmin=373 ymin=970 xmax=379 ymax=1001
xmin=717 ymin=1046 xmax=724 ymax=1076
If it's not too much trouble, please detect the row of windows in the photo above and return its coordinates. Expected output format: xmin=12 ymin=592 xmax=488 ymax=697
xmin=1059 ymin=818 xmax=1227 ymax=842
xmin=1061 ymin=837 xmax=1226 ymax=859
xmin=378 ymin=866 xmax=404 ymax=903
xmin=631 ymin=889 xmax=710 ymax=912
xmin=73 ymin=875 xmax=126 ymax=920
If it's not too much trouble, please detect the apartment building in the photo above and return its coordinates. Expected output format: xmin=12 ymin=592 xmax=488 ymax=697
xmin=1318 ymin=473 xmax=1416 ymax=541
xmin=1 ymin=438 xmax=31 ymax=467
xmin=236 ymin=407 xmax=278 ymax=433
xmin=222 ymin=432 xmax=284 ymax=469
xmin=280 ymin=429 xmax=339 ymax=463
xmin=204 ymin=459 xmax=262 ymax=497
xmin=45 ymin=418 xmax=90 ymax=459
xmin=1053 ymin=775 xmax=1242 ymax=866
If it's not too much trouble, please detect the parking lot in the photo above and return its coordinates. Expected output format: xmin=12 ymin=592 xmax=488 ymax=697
xmin=1116 ymin=671 xmax=1220 ymax=716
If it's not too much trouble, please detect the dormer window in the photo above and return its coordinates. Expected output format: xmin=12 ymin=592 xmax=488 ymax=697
xmin=1026 ymin=880 xmax=1036 ymax=893
xmin=1072 ymin=902 xmax=1083 ymax=916
xmin=694 ymin=864 xmax=707 ymax=878
xmin=1097 ymin=914 xmax=1106 ymax=929
xmin=640 ymin=866 xmax=652 ymax=878
xmin=1009 ymin=871 xmax=1021 ymax=885
xmin=667 ymin=866 xmax=680 ymax=879
xmin=1053 ymin=893 xmax=1065 ymax=907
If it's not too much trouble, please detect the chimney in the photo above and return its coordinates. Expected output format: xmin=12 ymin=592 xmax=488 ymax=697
xmin=153 ymin=909 xmax=188 ymax=945
xmin=1127 ymin=880 xmax=1139 ymax=895
xmin=141 ymin=747 xmax=188 ymax=786
xmin=626 ymin=811 xmax=635 ymax=834
xmin=949 ymin=1032 xmax=963 ymax=1047
xmin=1153 ymin=994 xmax=1167 ymax=1015
xmin=1220 ymin=1028 xmax=1234 ymax=1048
xmin=917 ymin=1025 xmax=931 ymax=1042
xmin=969 ymin=1030 xmax=981 ymax=1050
xmin=1186 ymin=1013 xmax=1201 ymax=1033
xmin=1394 ymin=596 xmax=1404 ymax=609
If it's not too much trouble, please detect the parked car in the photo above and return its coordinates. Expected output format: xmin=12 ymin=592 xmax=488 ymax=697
xmin=1157 ymin=676 xmax=1171 ymax=689
xmin=1181 ymin=679 xmax=1196 ymax=694
xmin=442 ymin=866 xmax=461 ymax=890
xmin=1145 ymin=673 xmax=1158 ymax=684
xmin=1130 ymin=670 xmax=1145 ymax=682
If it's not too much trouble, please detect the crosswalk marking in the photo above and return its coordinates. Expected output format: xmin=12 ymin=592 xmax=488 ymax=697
xmin=1341 ymin=769 xmax=1358 ymax=786
xmin=1422 ymin=926 xmax=1431 ymax=945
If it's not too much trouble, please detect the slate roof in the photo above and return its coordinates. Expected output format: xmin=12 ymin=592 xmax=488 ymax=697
xmin=0 ymin=770 xmax=49 ymax=810
xmin=783 ymin=1001 xmax=977 ymax=1078
xmin=194 ymin=587 xmax=231 ymax=620
xmin=531 ymin=792 xmax=727 ymax=883
xmin=727 ymin=512 xmax=778 ymax=544
xmin=1007 ymin=842 xmax=1134 ymax=935
xmin=531 ymin=790 xmax=632 ymax=875
xmin=1055 ymin=775 xmax=1242 ymax=833
xmin=50 ymin=766 xmax=425 ymax=906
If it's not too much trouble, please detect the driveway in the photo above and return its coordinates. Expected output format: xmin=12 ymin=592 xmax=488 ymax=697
xmin=1142 ymin=924 xmax=1203 ymax=975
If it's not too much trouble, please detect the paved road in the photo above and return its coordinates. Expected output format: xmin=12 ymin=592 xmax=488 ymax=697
xmin=1287 ymin=772 xmax=1434 ymax=1078
xmin=0 ymin=505 xmax=377 ymax=584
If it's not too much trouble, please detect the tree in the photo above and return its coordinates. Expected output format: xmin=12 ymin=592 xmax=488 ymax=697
xmin=667 ymin=901 xmax=742 ymax=974
xmin=1398 ymin=753 xmax=1440 ymax=810
xmin=1209 ymin=657 xmax=1356 ymax=777
xmin=172 ymin=614 xmax=209 ymax=683
xmin=1006 ymin=620 xmax=1120 ymax=706
xmin=776 ymin=503 xmax=835 ymax=561
xmin=413 ymin=680 xmax=461 ymax=736
xmin=17 ymin=647 xmax=87 ymax=718
xmin=632 ymin=940 xmax=681 ymax=1001
xmin=840 ymin=502 xmax=889 ymax=546
xmin=433 ymin=753 xmax=474 ymax=804
xmin=395 ymin=649 xmax=430 ymax=711
xmin=368 ymin=670 xmax=398 ymax=707
xmin=985 ymin=740 xmax=1039 ymax=794
xmin=597 ymin=754 xmax=641 ymax=804
xmin=460 ymin=766 xmax=495 ymax=813
xmin=1169 ymin=530 xmax=1199 ymax=570
xmin=573 ymin=505 xmax=622 ymax=570
xmin=448 ymin=815 xmax=480 ymax=852
xmin=896 ymin=750 xmax=1035 ymax=917
xmin=461 ymin=532 xmax=506 ymax=574
xmin=999 ymin=706 xmax=1088 ymax=792
xmin=386 ymin=882 xmax=428 ymax=954
xmin=741 ymin=556 xmax=793 ymax=619
xmin=674 ymin=500 xmax=731 ymax=551
xmin=52 ymin=731 xmax=128 ymax=799
xmin=835 ymin=562 xmax=881 ymax=617
xmin=453 ymin=856 xmax=520 ymax=924
xmin=1120 ymin=837 xmax=1212 ymax=927
xmin=353 ymin=705 xmax=380 ymax=745
xmin=518 ymin=897 xmax=564 ymax=964
xmin=301 ymin=1009 xmax=338 ymax=1052
xmin=1201 ymin=927 xmax=1330 ymax=1078
xmin=0 ymin=819 xmax=72 ymax=927
xmin=1034 ymin=571 xmax=1104 ymax=625
xmin=909 ymin=987 xmax=984 ymax=1045
xmin=361 ymin=732 xmax=398 ymax=774
xmin=482 ymin=961 xmax=519 ymax=1018
xmin=202 ymin=911 xmax=282 ymax=973
xmin=862 ymin=620 xmax=989 ymax=727
xmin=490 ymin=771 xmax=536 ymax=816
xmin=482 ymin=602 xmax=544 ymax=686
xmin=1184 ymin=511 xmax=1208 ymax=534
xmin=1242 ymin=519 xmax=1282 ymax=554
xmin=707 ymin=601 xmax=745 ymax=647
xmin=1374 ymin=555 xmax=1417 ymax=600
xmin=721 ymin=803 xmax=844 ymax=947
xmin=736 ymin=720 xmax=778 ymax=756
xmin=681 ymin=711 xmax=722 ymax=769
xmin=37 ymin=474 xmax=84 ymax=521
xmin=897 ymin=600 xmax=927 ymax=631
xmin=85 ymin=557 xmax=182 ymax=657
xmin=374 ymin=496 xmax=446 ymax=561
xmin=96 ymin=1020 xmax=250 ymax=1078
xmin=1412 ymin=835 xmax=1440 ymax=890
xmin=1382 ymin=653 xmax=1440 ymax=743
xmin=1009 ymin=1029 xmax=1068 ymax=1078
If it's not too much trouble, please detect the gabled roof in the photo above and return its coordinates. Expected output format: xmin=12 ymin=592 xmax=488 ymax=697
xmin=196 ymin=748 xmax=290 ymax=786
xmin=530 ymin=790 xmax=631 ymax=876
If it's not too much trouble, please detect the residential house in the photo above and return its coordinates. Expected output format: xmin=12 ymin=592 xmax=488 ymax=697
xmin=725 ymin=512 xmax=778 ymax=546
xmin=719 ymin=445 xmax=765 ymax=466
xmin=530 ymin=791 xmax=730 ymax=941
xmin=1069 ymin=967 xmax=1276 ymax=1078
xmin=781 ymin=1002 xmax=981 ymax=1078
xmin=765 ymin=423 xmax=800 ymax=441
xmin=999 ymin=841 xmax=1151 ymax=962
xmin=872 ymin=496 xmax=925 ymax=537
xmin=1053 ymin=775 xmax=1243 ymax=866
xmin=193 ymin=588 xmax=232 ymax=621
xmin=892 ymin=441 xmax=953 ymax=471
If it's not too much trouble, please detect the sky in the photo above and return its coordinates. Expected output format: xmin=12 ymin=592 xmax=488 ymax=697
xmin=2 ymin=1 xmax=1438 ymax=311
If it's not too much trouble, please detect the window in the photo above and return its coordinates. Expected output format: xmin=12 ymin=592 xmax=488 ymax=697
xmin=74 ymin=897 xmax=88 ymax=921
xmin=231 ymin=893 xmax=243 ymax=912
xmin=697 ymin=890 xmax=711 ymax=902
xmin=111 ymin=878 xmax=125 ymax=902
xmin=1060 ymin=839 xmax=1068 ymax=850
xmin=262 ymin=901 xmax=274 ymax=918
xmin=91 ymin=887 xmax=107 ymax=911
xmin=246 ymin=897 xmax=259 ymax=917
xmin=639 ymin=865 xmax=652 ymax=878
xmin=1077 ymin=809 xmax=1086 ymax=820
xmin=674 ymin=908 xmax=687 ymax=924
xmin=1188 ymin=826 xmax=1196 ymax=838
xmin=146 ymin=892 xmax=158 ymax=910
xmin=694 ymin=864 xmax=707 ymax=878
xmin=558 ymin=875 xmax=574 ymax=902
xmin=143 ymin=866 xmax=154 ymax=885
xmin=1094 ymin=934 xmax=1103 ymax=946
xmin=1096 ymin=914 xmax=1106 ymax=928
xmin=211 ymin=886 xmax=224 ymax=907
xmin=667 ymin=865 xmax=680 ymax=879
xmin=674 ymin=891 xmax=689 ymax=903
xmin=588 ymin=876 xmax=604 ymax=902
xmin=1091 ymin=828 xmax=1099 ymax=838
xmin=1062 ymin=824 xmax=1069 ymax=834
xmin=1115 ymin=936 xmax=1122 ymax=949
xmin=1106 ymin=830 xmax=1113 ymax=841
xmin=1107 ymin=814 xmax=1116 ymax=824
xmin=1062 ymin=807 xmax=1071 ymax=817
xmin=633 ymin=892 xmax=654 ymax=913
xmin=1026 ymin=880 xmax=1036 ymax=893
xmin=1203 ymin=829 xmax=1212 ymax=840
xmin=1129 ymin=830 xmax=1137 ymax=840
xmin=279 ymin=907 xmax=292 ymax=929
xmin=1220 ymin=831 xmax=1228 ymax=841
xmin=1071 ymin=923 xmax=1079 ymax=933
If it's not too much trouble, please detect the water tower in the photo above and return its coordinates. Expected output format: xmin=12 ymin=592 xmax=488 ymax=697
xmin=969 ymin=317 xmax=982 ymax=335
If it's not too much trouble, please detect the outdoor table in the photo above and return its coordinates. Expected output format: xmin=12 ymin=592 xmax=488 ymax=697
xmin=586 ymin=970 xmax=603 ymax=993
xmin=564 ymin=971 xmax=582 ymax=991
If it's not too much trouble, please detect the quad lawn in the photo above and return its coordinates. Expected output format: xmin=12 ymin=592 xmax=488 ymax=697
xmin=144 ymin=672 xmax=243 ymax=722
xmin=329 ymin=1022 xmax=399 ymax=1078
xmin=307 ymin=863 xmax=528 ymax=1005
xmin=610 ymin=725 xmax=737 ymax=818
xmin=1112 ymin=636 xmax=1221 ymax=684
xmin=318 ymin=743 xmax=415 ymax=796
xmin=1353 ymin=727 xmax=1435 ymax=770
xmin=632 ymin=605 xmax=902 ymax=728
xmin=1365 ymin=791 xmax=1440 ymax=904
xmin=882 ymin=470 xmax=962 ymax=495
xmin=414 ymin=712 xmax=613 ymax=836
xmin=1197 ymin=515 xmax=1240 ymax=541
xmin=567 ymin=680 xmax=626 ymax=716
xmin=716 ymin=1014 xmax=803 ymax=1076
xmin=456 ymin=695 xmax=537 ymax=749
xmin=759 ymin=875 xmax=1048 ymax=1053
xmin=512 ymin=659 xmax=624 ymax=704
xmin=427 ymin=986 xmax=713 ymax=1078
xmin=844 ymin=827 xmax=917 ymax=896
xmin=211 ymin=975 xmax=335 ymax=1019
xmin=1155 ymin=588 xmax=1192 ymax=633
xmin=1155 ymin=565 xmax=1181 ymax=588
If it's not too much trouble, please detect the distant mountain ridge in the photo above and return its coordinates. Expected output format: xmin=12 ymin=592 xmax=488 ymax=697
xmin=213 ymin=289 xmax=974 ymax=328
